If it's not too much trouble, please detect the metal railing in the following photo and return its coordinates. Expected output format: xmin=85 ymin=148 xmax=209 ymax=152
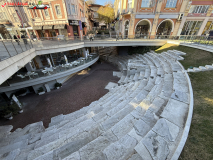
xmin=0 ymin=53 xmax=98 ymax=87
xmin=1 ymin=35 xmax=213 ymax=62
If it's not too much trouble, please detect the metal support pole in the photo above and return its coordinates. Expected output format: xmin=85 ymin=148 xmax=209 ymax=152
xmin=11 ymin=40 xmax=19 ymax=55
xmin=2 ymin=40 xmax=11 ymax=57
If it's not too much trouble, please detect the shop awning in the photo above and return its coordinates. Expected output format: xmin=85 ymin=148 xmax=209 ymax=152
xmin=53 ymin=24 xmax=66 ymax=29
xmin=43 ymin=25 xmax=53 ymax=30
xmin=33 ymin=26 xmax=42 ymax=30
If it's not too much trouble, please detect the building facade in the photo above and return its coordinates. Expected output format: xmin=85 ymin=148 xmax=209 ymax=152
xmin=114 ymin=0 xmax=213 ymax=38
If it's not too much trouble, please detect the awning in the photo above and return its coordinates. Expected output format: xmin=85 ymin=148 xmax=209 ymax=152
xmin=43 ymin=25 xmax=53 ymax=30
xmin=33 ymin=26 xmax=42 ymax=30
xmin=53 ymin=24 xmax=66 ymax=29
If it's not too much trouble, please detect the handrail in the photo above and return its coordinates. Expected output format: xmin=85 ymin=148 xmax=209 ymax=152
xmin=0 ymin=35 xmax=212 ymax=62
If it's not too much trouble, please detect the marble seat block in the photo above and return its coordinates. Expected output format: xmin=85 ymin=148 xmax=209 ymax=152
xmin=141 ymin=130 xmax=170 ymax=160
xmin=161 ymin=99 xmax=189 ymax=128
xmin=103 ymin=134 xmax=137 ymax=160
xmin=105 ymin=82 xmax=118 ymax=91
xmin=193 ymin=67 xmax=200 ymax=72
xmin=205 ymin=65 xmax=213 ymax=70
xmin=187 ymin=68 xmax=194 ymax=72
xmin=171 ymin=90 xmax=189 ymax=104
xmin=199 ymin=66 xmax=207 ymax=71
xmin=0 ymin=125 xmax=13 ymax=139
xmin=152 ymin=118 xmax=180 ymax=142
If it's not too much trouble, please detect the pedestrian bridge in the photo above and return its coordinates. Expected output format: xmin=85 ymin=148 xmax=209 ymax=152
xmin=0 ymin=37 xmax=212 ymax=85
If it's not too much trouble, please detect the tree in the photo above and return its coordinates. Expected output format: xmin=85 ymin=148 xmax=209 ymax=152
xmin=97 ymin=3 xmax=115 ymax=27
xmin=85 ymin=0 xmax=96 ymax=5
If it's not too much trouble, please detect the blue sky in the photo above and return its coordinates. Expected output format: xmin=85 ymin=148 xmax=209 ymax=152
xmin=96 ymin=0 xmax=114 ymax=5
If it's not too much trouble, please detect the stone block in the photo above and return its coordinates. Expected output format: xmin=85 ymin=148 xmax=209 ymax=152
xmin=101 ymin=104 xmax=134 ymax=131
xmin=134 ymin=140 xmax=152 ymax=160
xmin=63 ymin=151 xmax=81 ymax=160
xmin=171 ymin=90 xmax=189 ymax=104
xmin=0 ymin=149 xmax=20 ymax=160
xmin=133 ymin=119 xmax=151 ymax=138
xmin=199 ymin=66 xmax=207 ymax=71
xmin=105 ymin=82 xmax=118 ymax=91
xmin=193 ymin=67 xmax=200 ymax=72
xmin=103 ymin=135 xmax=137 ymax=160
xmin=142 ymin=130 xmax=170 ymax=160
xmin=205 ymin=65 xmax=213 ymax=70
xmin=141 ymin=109 xmax=159 ymax=127
xmin=152 ymin=118 xmax=180 ymax=142
xmin=0 ymin=125 xmax=13 ymax=139
xmin=161 ymin=99 xmax=189 ymax=128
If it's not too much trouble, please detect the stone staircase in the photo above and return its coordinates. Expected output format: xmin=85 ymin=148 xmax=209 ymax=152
xmin=0 ymin=50 xmax=192 ymax=160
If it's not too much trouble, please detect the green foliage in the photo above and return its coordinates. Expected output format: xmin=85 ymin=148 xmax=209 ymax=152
xmin=37 ymin=87 xmax=44 ymax=93
xmin=97 ymin=30 xmax=109 ymax=34
xmin=127 ymin=46 xmax=160 ymax=55
xmin=55 ymin=82 xmax=62 ymax=88
xmin=97 ymin=5 xmax=115 ymax=25
xmin=87 ymin=30 xmax=95 ymax=35
xmin=0 ymin=103 xmax=20 ymax=117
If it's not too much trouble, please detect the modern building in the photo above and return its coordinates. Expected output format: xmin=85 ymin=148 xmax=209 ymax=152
xmin=113 ymin=0 xmax=213 ymax=38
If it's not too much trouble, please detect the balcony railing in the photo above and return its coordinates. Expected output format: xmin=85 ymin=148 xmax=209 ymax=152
xmin=1 ymin=35 xmax=213 ymax=62
xmin=0 ymin=53 xmax=98 ymax=87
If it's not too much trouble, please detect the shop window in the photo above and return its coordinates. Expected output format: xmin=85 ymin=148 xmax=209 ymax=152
xmin=55 ymin=5 xmax=61 ymax=16
xmin=13 ymin=13 xmax=19 ymax=22
xmin=44 ymin=9 xmax=49 ymax=17
xmin=141 ymin=0 xmax=152 ymax=8
xmin=180 ymin=21 xmax=203 ymax=35
xmin=189 ymin=5 xmax=210 ymax=13
xmin=202 ymin=21 xmax=213 ymax=35
xmin=166 ymin=0 xmax=177 ymax=8
xmin=71 ymin=4 xmax=76 ymax=14
xmin=68 ymin=3 xmax=71 ymax=15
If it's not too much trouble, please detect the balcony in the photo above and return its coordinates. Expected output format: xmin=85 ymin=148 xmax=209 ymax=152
xmin=0 ymin=54 xmax=99 ymax=92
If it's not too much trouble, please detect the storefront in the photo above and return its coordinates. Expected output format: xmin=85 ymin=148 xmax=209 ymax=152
xmin=53 ymin=24 xmax=68 ymax=37
xmin=33 ymin=26 xmax=44 ymax=38
xmin=43 ymin=25 xmax=56 ymax=37
xmin=68 ymin=20 xmax=80 ymax=37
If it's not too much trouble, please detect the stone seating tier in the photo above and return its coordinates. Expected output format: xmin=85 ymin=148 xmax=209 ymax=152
xmin=0 ymin=51 xmax=191 ymax=160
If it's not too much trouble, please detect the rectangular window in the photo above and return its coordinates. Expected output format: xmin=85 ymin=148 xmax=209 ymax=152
xmin=13 ymin=13 xmax=19 ymax=22
xmin=94 ymin=12 xmax=98 ymax=18
xmin=55 ymin=5 xmax=61 ymax=15
xmin=0 ymin=12 xmax=5 ymax=19
xmin=166 ymin=0 xmax=177 ymax=8
xmin=189 ymin=5 xmax=210 ymax=13
xmin=33 ymin=10 xmax=37 ymax=17
xmin=141 ymin=0 xmax=152 ymax=8
xmin=68 ymin=4 xmax=71 ymax=15
xmin=71 ymin=4 xmax=75 ymax=14
xmin=181 ymin=21 xmax=203 ymax=35
xmin=202 ymin=21 xmax=213 ymax=35
xmin=44 ymin=9 xmax=49 ymax=17
xmin=128 ymin=0 xmax=132 ymax=9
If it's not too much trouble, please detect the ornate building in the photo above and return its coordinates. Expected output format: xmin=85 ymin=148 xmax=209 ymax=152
xmin=114 ymin=0 xmax=213 ymax=38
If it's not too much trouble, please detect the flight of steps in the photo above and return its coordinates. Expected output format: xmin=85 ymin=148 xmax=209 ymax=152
xmin=0 ymin=50 xmax=192 ymax=160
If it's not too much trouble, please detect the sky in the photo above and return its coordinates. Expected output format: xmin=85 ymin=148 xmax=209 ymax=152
xmin=96 ymin=0 xmax=114 ymax=5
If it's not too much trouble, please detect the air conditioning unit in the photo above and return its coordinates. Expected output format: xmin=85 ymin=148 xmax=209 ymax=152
xmin=178 ymin=14 xmax=184 ymax=21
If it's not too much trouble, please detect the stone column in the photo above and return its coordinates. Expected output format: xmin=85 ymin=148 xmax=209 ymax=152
xmin=197 ymin=17 xmax=209 ymax=36
xmin=128 ymin=14 xmax=135 ymax=38
xmin=177 ymin=17 xmax=187 ymax=36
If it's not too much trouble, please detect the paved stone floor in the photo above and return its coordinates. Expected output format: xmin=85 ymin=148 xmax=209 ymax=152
xmin=0 ymin=61 xmax=120 ymax=130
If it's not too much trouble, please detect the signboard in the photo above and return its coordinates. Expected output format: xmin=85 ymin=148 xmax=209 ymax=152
xmin=79 ymin=21 xmax=82 ymax=30
xmin=69 ymin=20 xmax=79 ymax=25
xmin=43 ymin=25 xmax=53 ymax=29
xmin=33 ymin=26 xmax=42 ymax=30
xmin=54 ymin=24 xmax=65 ymax=29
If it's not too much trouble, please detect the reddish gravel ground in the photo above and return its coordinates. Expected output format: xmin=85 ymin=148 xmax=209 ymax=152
xmin=0 ymin=61 xmax=120 ymax=130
